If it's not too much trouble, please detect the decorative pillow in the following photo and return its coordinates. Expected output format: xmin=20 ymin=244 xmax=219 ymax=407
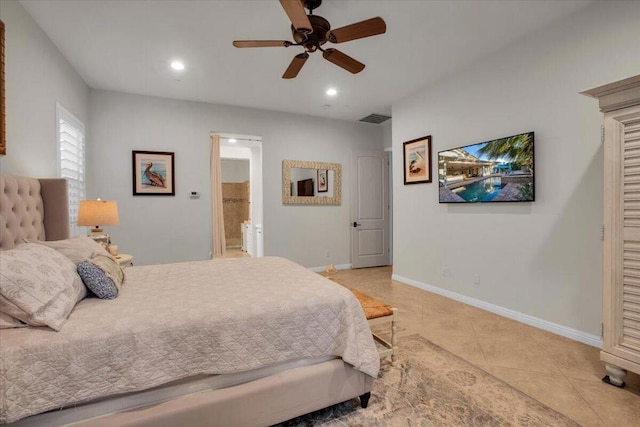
xmin=27 ymin=235 xmax=111 ymax=265
xmin=0 ymin=312 xmax=27 ymax=329
xmin=77 ymin=262 xmax=118 ymax=299
xmin=0 ymin=243 xmax=86 ymax=331
xmin=89 ymin=254 xmax=124 ymax=290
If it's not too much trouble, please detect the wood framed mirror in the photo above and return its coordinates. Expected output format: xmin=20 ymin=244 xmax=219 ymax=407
xmin=282 ymin=160 xmax=341 ymax=205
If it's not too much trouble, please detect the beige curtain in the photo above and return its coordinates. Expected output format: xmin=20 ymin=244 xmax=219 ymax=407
xmin=210 ymin=134 xmax=226 ymax=257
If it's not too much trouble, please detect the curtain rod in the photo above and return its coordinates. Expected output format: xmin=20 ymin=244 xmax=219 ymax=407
xmin=210 ymin=132 xmax=262 ymax=142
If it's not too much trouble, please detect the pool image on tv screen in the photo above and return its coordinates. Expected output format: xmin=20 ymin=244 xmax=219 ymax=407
xmin=438 ymin=132 xmax=534 ymax=203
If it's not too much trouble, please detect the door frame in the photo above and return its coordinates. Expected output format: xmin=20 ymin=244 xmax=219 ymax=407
xmin=214 ymin=133 xmax=263 ymax=257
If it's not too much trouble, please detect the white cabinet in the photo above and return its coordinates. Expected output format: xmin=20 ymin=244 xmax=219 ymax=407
xmin=244 ymin=222 xmax=253 ymax=257
xmin=255 ymin=224 xmax=264 ymax=257
xmin=583 ymin=75 xmax=640 ymax=387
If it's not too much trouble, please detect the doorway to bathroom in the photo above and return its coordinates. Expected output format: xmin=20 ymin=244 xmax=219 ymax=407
xmin=221 ymin=158 xmax=249 ymax=249
xmin=215 ymin=133 xmax=263 ymax=258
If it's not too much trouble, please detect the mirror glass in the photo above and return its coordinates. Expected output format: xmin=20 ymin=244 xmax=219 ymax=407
xmin=282 ymin=160 xmax=341 ymax=205
xmin=290 ymin=168 xmax=334 ymax=198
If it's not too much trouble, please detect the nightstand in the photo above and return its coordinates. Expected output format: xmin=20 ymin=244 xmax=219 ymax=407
xmin=114 ymin=253 xmax=134 ymax=268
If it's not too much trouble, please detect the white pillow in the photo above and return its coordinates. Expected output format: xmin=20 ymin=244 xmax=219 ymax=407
xmin=0 ymin=243 xmax=86 ymax=331
xmin=0 ymin=312 xmax=27 ymax=329
xmin=27 ymin=235 xmax=111 ymax=265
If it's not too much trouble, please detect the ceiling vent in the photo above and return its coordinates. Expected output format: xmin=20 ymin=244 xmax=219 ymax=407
xmin=359 ymin=113 xmax=391 ymax=124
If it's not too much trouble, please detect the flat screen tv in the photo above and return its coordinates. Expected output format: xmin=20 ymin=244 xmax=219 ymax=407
xmin=438 ymin=131 xmax=534 ymax=203
xmin=297 ymin=178 xmax=314 ymax=197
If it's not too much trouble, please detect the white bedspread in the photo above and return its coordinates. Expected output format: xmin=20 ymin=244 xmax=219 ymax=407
xmin=0 ymin=257 xmax=380 ymax=424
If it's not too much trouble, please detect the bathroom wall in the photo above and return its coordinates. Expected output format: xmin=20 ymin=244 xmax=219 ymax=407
xmin=222 ymin=181 xmax=249 ymax=248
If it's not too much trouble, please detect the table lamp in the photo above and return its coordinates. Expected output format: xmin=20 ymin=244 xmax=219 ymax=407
xmin=77 ymin=199 xmax=119 ymax=242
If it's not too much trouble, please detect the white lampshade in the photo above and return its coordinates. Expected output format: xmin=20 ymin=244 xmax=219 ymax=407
xmin=77 ymin=200 xmax=119 ymax=233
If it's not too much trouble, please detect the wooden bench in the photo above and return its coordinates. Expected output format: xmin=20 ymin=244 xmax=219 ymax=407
xmin=330 ymin=279 xmax=398 ymax=365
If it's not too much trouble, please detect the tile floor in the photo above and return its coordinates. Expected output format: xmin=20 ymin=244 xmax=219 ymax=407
xmin=223 ymin=248 xmax=250 ymax=258
xmin=322 ymin=266 xmax=640 ymax=427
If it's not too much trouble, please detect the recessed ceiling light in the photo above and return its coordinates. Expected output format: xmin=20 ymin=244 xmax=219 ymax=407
xmin=229 ymin=138 xmax=237 ymax=143
xmin=326 ymin=88 xmax=338 ymax=96
xmin=171 ymin=61 xmax=185 ymax=71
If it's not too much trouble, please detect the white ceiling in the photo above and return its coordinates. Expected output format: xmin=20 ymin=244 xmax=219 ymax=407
xmin=20 ymin=0 xmax=593 ymax=122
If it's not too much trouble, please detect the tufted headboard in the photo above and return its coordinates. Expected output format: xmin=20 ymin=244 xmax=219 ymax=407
xmin=0 ymin=174 xmax=70 ymax=250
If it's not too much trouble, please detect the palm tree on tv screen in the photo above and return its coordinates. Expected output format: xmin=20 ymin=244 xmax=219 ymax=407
xmin=477 ymin=133 xmax=533 ymax=172
xmin=478 ymin=132 xmax=534 ymax=200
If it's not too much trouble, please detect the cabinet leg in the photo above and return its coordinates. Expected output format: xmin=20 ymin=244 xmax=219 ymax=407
xmin=603 ymin=363 xmax=627 ymax=387
xmin=359 ymin=392 xmax=371 ymax=408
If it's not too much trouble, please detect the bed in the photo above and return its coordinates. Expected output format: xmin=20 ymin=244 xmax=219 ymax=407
xmin=0 ymin=174 xmax=379 ymax=426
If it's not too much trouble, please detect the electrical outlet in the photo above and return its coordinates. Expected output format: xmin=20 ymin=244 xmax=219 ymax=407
xmin=442 ymin=267 xmax=448 ymax=277
xmin=473 ymin=274 xmax=480 ymax=286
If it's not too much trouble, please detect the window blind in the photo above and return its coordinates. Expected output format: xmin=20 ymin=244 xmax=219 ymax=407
xmin=56 ymin=103 xmax=85 ymax=237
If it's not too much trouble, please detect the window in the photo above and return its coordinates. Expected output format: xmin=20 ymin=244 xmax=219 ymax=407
xmin=56 ymin=103 xmax=85 ymax=237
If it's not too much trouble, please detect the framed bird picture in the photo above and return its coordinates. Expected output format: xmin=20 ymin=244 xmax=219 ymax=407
xmin=403 ymin=135 xmax=432 ymax=185
xmin=132 ymin=150 xmax=175 ymax=196
xmin=317 ymin=168 xmax=328 ymax=193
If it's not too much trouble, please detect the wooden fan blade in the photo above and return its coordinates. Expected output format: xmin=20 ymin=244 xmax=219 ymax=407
xmin=279 ymin=0 xmax=312 ymax=33
xmin=322 ymin=48 xmax=365 ymax=74
xmin=329 ymin=17 xmax=386 ymax=43
xmin=282 ymin=53 xmax=309 ymax=79
xmin=233 ymin=40 xmax=291 ymax=48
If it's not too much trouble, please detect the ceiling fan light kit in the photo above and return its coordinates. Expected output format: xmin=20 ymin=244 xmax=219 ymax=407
xmin=233 ymin=0 xmax=386 ymax=79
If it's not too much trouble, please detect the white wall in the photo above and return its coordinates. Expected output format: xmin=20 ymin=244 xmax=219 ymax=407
xmin=221 ymin=159 xmax=250 ymax=183
xmin=382 ymin=120 xmax=392 ymax=149
xmin=392 ymin=0 xmax=640 ymax=338
xmin=220 ymin=145 xmax=251 ymax=160
xmin=0 ymin=0 xmax=89 ymax=176
xmin=88 ymin=90 xmax=382 ymax=266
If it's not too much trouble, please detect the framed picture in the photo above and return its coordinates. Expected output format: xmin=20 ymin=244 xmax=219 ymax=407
xmin=132 ymin=150 xmax=175 ymax=196
xmin=403 ymin=135 xmax=432 ymax=185
xmin=317 ymin=169 xmax=328 ymax=193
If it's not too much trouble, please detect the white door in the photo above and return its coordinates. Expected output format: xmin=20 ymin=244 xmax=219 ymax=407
xmin=351 ymin=150 xmax=390 ymax=268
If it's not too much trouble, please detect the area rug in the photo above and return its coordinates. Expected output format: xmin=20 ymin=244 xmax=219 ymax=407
xmin=276 ymin=334 xmax=578 ymax=426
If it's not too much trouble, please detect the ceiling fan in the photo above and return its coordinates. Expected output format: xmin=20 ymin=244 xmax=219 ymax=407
xmin=232 ymin=0 xmax=386 ymax=79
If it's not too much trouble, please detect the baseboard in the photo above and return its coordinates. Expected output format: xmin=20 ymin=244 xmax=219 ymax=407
xmin=309 ymin=263 xmax=352 ymax=273
xmin=392 ymin=274 xmax=603 ymax=349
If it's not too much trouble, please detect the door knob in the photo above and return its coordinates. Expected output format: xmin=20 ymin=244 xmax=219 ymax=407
xmin=353 ymin=222 xmax=361 ymax=227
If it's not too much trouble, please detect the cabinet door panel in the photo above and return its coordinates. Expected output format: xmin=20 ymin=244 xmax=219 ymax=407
xmin=615 ymin=110 xmax=640 ymax=362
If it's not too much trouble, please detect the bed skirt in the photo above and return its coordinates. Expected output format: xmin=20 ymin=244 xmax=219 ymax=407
xmin=8 ymin=359 xmax=374 ymax=427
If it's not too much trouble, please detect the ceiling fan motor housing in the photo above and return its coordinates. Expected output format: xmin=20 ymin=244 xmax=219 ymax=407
xmin=292 ymin=15 xmax=330 ymax=52
xmin=302 ymin=0 xmax=323 ymax=12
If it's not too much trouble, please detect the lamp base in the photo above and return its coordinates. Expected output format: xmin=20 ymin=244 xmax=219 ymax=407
xmin=88 ymin=232 xmax=110 ymax=245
